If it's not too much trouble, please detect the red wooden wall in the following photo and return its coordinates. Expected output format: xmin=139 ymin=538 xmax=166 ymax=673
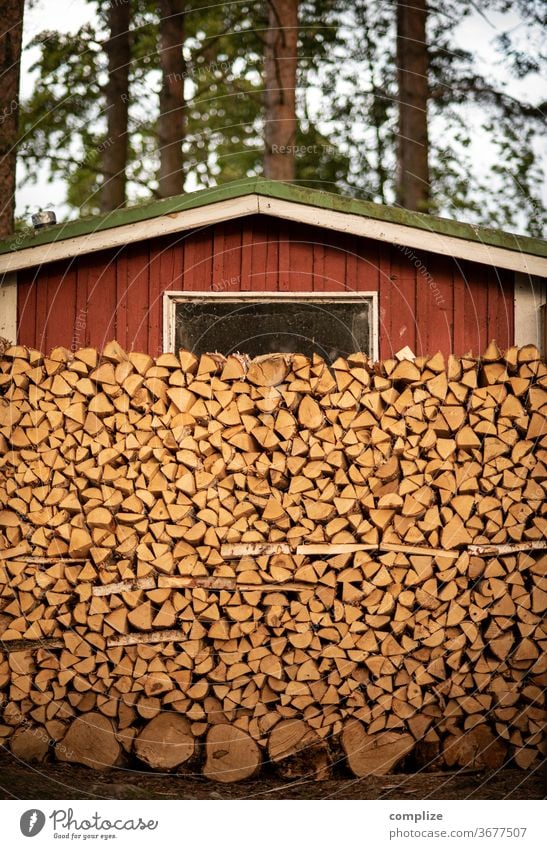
xmin=17 ymin=214 xmax=514 ymax=359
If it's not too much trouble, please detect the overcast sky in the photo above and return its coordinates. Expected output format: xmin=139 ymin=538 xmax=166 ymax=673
xmin=16 ymin=0 xmax=546 ymax=226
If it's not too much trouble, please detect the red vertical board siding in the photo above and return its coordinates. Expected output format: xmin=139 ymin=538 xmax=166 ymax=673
xmin=149 ymin=236 xmax=184 ymax=354
xmin=486 ymin=265 xmax=513 ymax=350
xmin=212 ymin=224 xmax=225 ymax=291
xmin=378 ymin=246 xmax=392 ymax=360
xmin=278 ymin=223 xmax=291 ymax=291
xmin=312 ymin=239 xmax=326 ymax=293
xmin=147 ymin=247 xmax=162 ymax=357
xmin=413 ymin=252 xmax=429 ymax=356
xmin=221 ymin=221 xmax=243 ymax=291
xmin=17 ymin=268 xmax=38 ymax=348
xmin=44 ymin=261 xmax=77 ymax=351
xmin=353 ymin=237 xmax=380 ymax=295
xmin=352 ymin=237 xmax=380 ymax=359
xmin=265 ymin=220 xmax=280 ymax=292
xmin=279 ymin=223 xmax=317 ymax=292
xmin=123 ymin=244 xmax=150 ymax=352
xmin=73 ymin=257 xmax=89 ymax=350
xmin=320 ymin=236 xmax=346 ymax=293
xmin=147 ymin=237 xmax=179 ymax=356
xmin=414 ymin=251 xmax=453 ymax=357
xmin=114 ymin=250 xmax=129 ymax=350
xmin=85 ymin=251 xmax=117 ymax=350
xmin=345 ymin=238 xmax=359 ymax=296
xmin=158 ymin=237 xmax=184 ymax=294
xmin=486 ymin=266 xmax=498 ymax=346
xmin=240 ymin=221 xmax=254 ymax=292
xmin=462 ymin=261 xmax=489 ymax=355
xmin=386 ymin=248 xmax=417 ymax=357
xmin=34 ymin=267 xmax=50 ymax=353
xmin=478 ymin=266 xmax=490 ymax=354
xmin=40 ymin=266 xmax=55 ymax=351
xmin=183 ymin=229 xmax=213 ymax=292
xmin=434 ymin=254 xmax=456 ymax=356
xmin=290 ymin=241 xmax=314 ymax=291
xmin=327 ymin=232 xmax=353 ymax=293
xmin=15 ymin=213 xmax=515 ymax=358
xmin=247 ymin=218 xmax=275 ymax=291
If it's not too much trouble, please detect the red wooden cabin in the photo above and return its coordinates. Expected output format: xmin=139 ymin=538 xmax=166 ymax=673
xmin=0 ymin=179 xmax=545 ymax=360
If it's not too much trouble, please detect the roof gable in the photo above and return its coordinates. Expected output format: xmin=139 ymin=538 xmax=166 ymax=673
xmin=0 ymin=178 xmax=545 ymax=277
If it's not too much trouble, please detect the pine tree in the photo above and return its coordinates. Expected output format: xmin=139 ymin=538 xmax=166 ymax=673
xmin=101 ymin=0 xmax=132 ymax=212
xmin=157 ymin=0 xmax=185 ymax=198
xmin=263 ymin=0 xmax=299 ymax=180
xmin=0 ymin=0 xmax=25 ymax=236
xmin=396 ymin=0 xmax=429 ymax=212
xmin=315 ymin=0 xmax=545 ymax=233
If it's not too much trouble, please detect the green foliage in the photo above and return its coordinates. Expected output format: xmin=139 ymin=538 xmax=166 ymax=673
xmin=18 ymin=0 xmax=269 ymax=210
xmin=16 ymin=0 xmax=545 ymax=235
xmin=18 ymin=24 xmax=106 ymax=214
xmin=316 ymin=0 xmax=396 ymax=202
xmin=311 ymin=0 xmax=545 ymax=234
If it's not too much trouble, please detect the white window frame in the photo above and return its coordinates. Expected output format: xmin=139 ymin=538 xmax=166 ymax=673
xmin=163 ymin=290 xmax=379 ymax=362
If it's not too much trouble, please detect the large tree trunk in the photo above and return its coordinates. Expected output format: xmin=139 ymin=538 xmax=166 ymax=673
xmin=0 ymin=0 xmax=24 ymax=238
xmin=264 ymin=0 xmax=298 ymax=181
xmin=100 ymin=0 xmax=131 ymax=213
xmin=396 ymin=0 xmax=430 ymax=213
xmin=157 ymin=0 xmax=185 ymax=198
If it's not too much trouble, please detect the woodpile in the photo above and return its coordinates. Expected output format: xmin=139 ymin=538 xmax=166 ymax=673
xmin=0 ymin=340 xmax=545 ymax=780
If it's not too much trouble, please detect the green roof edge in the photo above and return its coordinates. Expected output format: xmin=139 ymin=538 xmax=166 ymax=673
xmin=1 ymin=177 xmax=545 ymax=260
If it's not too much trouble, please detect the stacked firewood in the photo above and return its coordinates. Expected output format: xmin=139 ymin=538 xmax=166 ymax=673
xmin=0 ymin=340 xmax=545 ymax=780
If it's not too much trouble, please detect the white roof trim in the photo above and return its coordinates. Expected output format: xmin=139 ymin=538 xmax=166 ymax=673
xmin=258 ymin=197 xmax=547 ymax=277
xmin=0 ymin=193 xmax=545 ymax=277
xmin=0 ymin=196 xmax=258 ymax=274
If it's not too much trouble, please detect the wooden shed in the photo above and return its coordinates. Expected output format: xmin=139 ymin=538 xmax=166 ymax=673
xmin=0 ymin=179 xmax=546 ymax=360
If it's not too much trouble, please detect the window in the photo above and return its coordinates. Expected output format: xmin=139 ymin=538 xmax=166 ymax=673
xmin=164 ymin=293 xmax=378 ymax=363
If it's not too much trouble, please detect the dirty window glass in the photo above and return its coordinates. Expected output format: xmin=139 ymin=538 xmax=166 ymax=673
xmin=174 ymin=299 xmax=372 ymax=362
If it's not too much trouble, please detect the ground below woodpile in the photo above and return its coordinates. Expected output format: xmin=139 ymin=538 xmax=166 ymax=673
xmin=0 ymin=753 xmax=544 ymax=800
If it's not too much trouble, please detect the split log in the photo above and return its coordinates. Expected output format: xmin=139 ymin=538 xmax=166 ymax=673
xmin=298 ymin=395 xmax=323 ymax=430
xmin=247 ymin=354 xmax=289 ymax=387
xmin=0 ymin=341 xmax=545 ymax=779
xmin=55 ymin=713 xmax=121 ymax=770
xmin=513 ymin=747 xmax=541 ymax=770
xmin=203 ymin=723 xmax=261 ymax=783
xmin=10 ymin=726 xmax=50 ymax=762
xmin=134 ymin=714 xmax=195 ymax=770
xmin=268 ymin=719 xmax=330 ymax=780
xmin=442 ymin=727 xmax=506 ymax=770
xmin=341 ymin=722 xmax=414 ymax=776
